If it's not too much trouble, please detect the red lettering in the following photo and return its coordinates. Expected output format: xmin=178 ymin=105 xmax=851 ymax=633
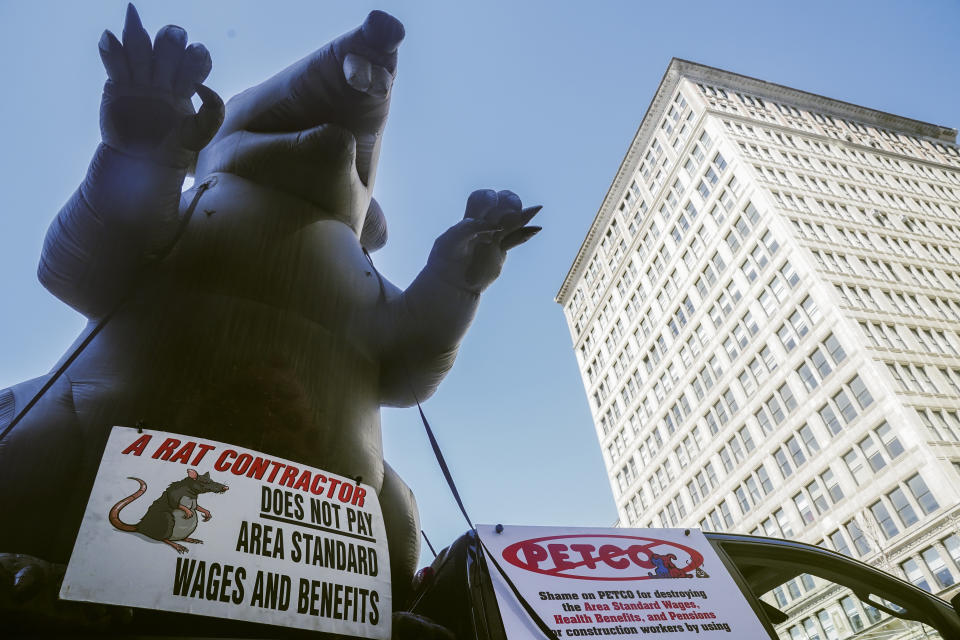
xmin=352 ymin=486 xmax=366 ymax=507
xmin=548 ymin=544 xmax=576 ymax=572
xmin=121 ymin=434 xmax=151 ymax=456
xmin=293 ymin=470 xmax=312 ymax=491
xmin=232 ymin=453 xmax=253 ymax=475
xmin=214 ymin=449 xmax=237 ymax=471
xmin=191 ymin=443 xmax=215 ymax=465
xmin=152 ymin=438 xmax=180 ymax=461
xmin=570 ymin=544 xmax=598 ymax=569
xmin=599 ymin=545 xmax=630 ymax=570
xmin=246 ymin=457 xmax=271 ymax=480
xmin=279 ymin=465 xmax=299 ymax=488
xmin=337 ymin=482 xmax=353 ymax=503
xmin=326 ymin=478 xmax=342 ymax=499
xmin=627 ymin=545 xmax=655 ymax=569
xmin=169 ymin=441 xmax=195 ymax=464
xmin=311 ymin=474 xmax=327 ymax=495
xmin=266 ymin=461 xmax=285 ymax=483
xmin=516 ymin=542 xmax=548 ymax=569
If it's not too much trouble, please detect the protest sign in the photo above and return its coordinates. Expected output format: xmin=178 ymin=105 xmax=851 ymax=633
xmin=477 ymin=525 xmax=767 ymax=638
xmin=61 ymin=426 xmax=391 ymax=638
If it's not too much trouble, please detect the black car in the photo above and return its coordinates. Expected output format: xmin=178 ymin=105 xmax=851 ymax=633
xmin=410 ymin=530 xmax=960 ymax=639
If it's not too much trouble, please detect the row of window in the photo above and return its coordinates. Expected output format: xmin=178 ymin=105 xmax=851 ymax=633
xmin=913 ymin=406 xmax=960 ymax=443
xmin=838 ymin=283 xmax=960 ymax=327
xmin=738 ymin=136 xmax=960 ymax=221
xmin=810 ymin=247 xmax=960 ymax=291
xmin=758 ymin=158 xmax=960 ymax=219
xmin=887 ymin=361 xmax=954 ymax=395
xmin=714 ymin=91 xmax=960 ymax=165
xmin=721 ymin=107 xmax=960 ymax=182
xmin=861 ymin=322 xmax=960 ymax=357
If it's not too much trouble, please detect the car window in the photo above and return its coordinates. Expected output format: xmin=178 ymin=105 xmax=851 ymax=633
xmin=758 ymin=573 xmax=944 ymax=639
xmin=708 ymin=535 xmax=960 ymax=639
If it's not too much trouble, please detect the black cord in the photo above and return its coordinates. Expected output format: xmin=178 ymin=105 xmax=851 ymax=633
xmin=421 ymin=529 xmax=438 ymax=559
xmin=412 ymin=397 xmax=556 ymax=640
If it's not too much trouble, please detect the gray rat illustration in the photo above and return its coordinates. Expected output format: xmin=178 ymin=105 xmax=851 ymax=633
xmin=109 ymin=469 xmax=229 ymax=554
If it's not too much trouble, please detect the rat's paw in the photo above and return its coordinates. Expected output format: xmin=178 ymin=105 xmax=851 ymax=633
xmin=98 ymin=4 xmax=223 ymax=165
xmin=339 ymin=10 xmax=405 ymax=92
xmin=428 ymin=189 xmax=542 ymax=293
xmin=392 ymin=611 xmax=455 ymax=640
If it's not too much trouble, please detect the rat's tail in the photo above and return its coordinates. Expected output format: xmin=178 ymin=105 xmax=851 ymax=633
xmin=108 ymin=477 xmax=147 ymax=532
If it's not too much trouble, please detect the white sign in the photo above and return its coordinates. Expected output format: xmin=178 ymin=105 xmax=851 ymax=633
xmin=477 ymin=525 xmax=768 ymax=638
xmin=61 ymin=427 xmax=391 ymax=638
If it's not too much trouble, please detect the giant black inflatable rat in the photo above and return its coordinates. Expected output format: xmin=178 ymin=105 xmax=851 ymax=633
xmin=0 ymin=3 xmax=540 ymax=618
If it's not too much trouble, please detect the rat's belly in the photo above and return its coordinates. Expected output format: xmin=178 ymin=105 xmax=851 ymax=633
xmin=70 ymin=291 xmax=387 ymax=491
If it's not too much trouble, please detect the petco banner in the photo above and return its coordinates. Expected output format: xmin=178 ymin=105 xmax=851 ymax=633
xmin=61 ymin=427 xmax=390 ymax=638
xmin=477 ymin=525 xmax=767 ymax=638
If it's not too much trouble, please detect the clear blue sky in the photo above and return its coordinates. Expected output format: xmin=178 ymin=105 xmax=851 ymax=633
xmin=1 ymin=0 xmax=958 ymax=566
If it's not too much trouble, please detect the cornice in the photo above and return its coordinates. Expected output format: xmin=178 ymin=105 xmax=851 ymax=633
xmin=673 ymin=59 xmax=957 ymax=143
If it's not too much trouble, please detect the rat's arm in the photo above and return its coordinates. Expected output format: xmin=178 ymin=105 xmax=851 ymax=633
xmin=39 ymin=5 xmax=223 ymax=318
xmin=377 ymin=190 xmax=541 ymax=406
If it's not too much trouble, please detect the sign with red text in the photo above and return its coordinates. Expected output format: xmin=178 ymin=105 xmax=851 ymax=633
xmin=477 ymin=525 xmax=767 ymax=639
xmin=61 ymin=426 xmax=390 ymax=638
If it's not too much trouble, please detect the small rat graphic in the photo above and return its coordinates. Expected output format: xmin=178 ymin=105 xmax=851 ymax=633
xmin=109 ymin=469 xmax=229 ymax=553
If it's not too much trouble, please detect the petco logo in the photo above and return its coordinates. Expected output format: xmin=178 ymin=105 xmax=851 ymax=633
xmin=501 ymin=535 xmax=704 ymax=581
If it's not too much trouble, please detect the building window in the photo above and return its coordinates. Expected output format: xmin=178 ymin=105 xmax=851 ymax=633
xmin=870 ymin=500 xmax=900 ymax=539
xmin=845 ymin=520 xmax=871 ymax=556
xmin=906 ymin=473 xmax=939 ymax=514
xmin=886 ymin=486 xmax=919 ymax=527
xmin=901 ymin=557 xmax=931 ymax=592
xmin=793 ymin=492 xmax=815 ymax=525
xmin=775 ymin=449 xmax=794 ymax=478
xmin=830 ymin=530 xmax=852 ymax=556
xmin=821 ymin=468 xmax=844 ymax=503
xmin=840 ymin=595 xmax=864 ymax=631
xmin=817 ymin=609 xmax=839 ymax=640
xmin=921 ymin=546 xmax=955 ymax=589
xmin=943 ymin=534 xmax=960 ymax=567
xmin=774 ymin=507 xmax=794 ymax=538
xmin=755 ymin=464 xmax=773 ymax=495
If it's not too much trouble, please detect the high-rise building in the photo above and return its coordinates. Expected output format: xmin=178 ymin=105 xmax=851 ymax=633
xmin=556 ymin=59 xmax=960 ymax=637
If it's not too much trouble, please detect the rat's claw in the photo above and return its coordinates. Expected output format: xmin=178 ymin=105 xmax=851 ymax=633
xmin=121 ymin=4 xmax=152 ymax=85
xmin=499 ymin=205 xmax=543 ymax=231
xmin=502 ymin=225 xmax=542 ymax=250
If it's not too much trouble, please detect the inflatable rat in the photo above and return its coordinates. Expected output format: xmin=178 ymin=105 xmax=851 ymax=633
xmin=0 ymin=4 xmax=539 ymax=621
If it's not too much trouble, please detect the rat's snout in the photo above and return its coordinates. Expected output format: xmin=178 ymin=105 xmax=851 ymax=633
xmin=218 ymin=484 xmax=229 ymax=492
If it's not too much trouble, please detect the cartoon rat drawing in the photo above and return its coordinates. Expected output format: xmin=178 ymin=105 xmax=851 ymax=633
xmin=109 ymin=469 xmax=228 ymax=554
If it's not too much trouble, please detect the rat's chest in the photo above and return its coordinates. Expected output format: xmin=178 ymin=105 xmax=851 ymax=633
xmin=170 ymin=178 xmax=384 ymax=316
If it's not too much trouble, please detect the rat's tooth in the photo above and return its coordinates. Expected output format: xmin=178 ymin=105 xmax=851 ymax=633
xmin=343 ymin=53 xmax=372 ymax=92
xmin=368 ymin=65 xmax=393 ymax=98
